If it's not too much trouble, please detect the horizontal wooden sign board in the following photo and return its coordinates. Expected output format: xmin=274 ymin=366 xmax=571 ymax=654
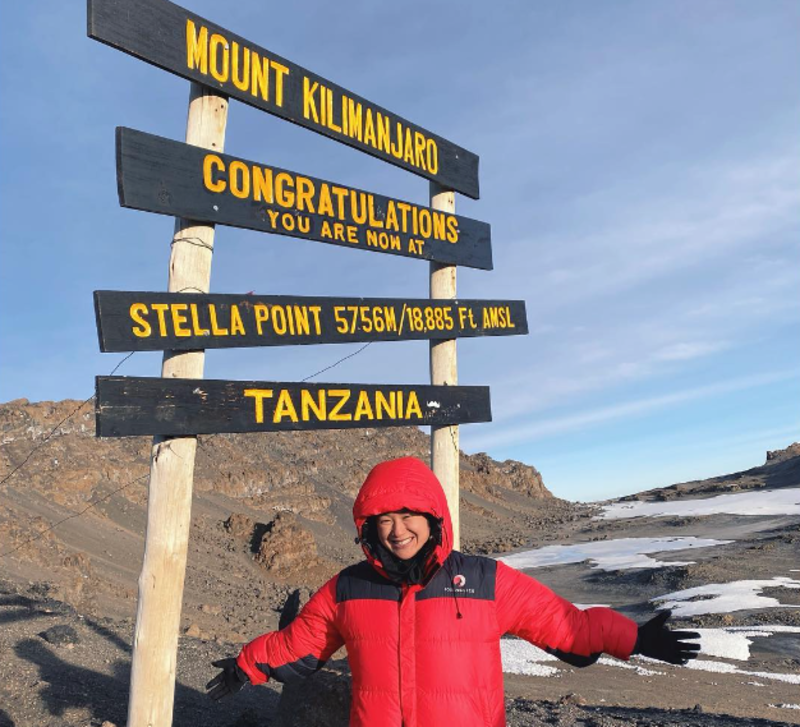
xmin=94 ymin=291 xmax=528 ymax=352
xmin=95 ymin=376 xmax=491 ymax=437
xmin=116 ymin=128 xmax=492 ymax=270
xmin=89 ymin=0 xmax=479 ymax=198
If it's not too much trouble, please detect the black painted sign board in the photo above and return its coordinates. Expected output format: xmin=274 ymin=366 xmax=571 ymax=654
xmin=88 ymin=0 xmax=480 ymax=198
xmin=95 ymin=376 xmax=492 ymax=437
xmin=116 ymin=128 xmax=492 ymax=269
xmin=94 ymin=291 xmax=527 ymax=352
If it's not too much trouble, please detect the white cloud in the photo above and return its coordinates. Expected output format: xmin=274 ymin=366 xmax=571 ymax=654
xmin=471 ymin=369 xmax=799 ymax=449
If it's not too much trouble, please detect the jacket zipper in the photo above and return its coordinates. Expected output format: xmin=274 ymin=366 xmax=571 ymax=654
xmin=398 ymin=584 xmax=407 ymax=725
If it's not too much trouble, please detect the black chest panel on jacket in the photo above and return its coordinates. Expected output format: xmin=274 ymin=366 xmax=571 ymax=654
xmin=336 ymin=560 xmax=400 ymax=603
xmin=336 ymin=552 xmax=497 ymax=604
xmin=416 ymin=551 xmax=497 ymax=602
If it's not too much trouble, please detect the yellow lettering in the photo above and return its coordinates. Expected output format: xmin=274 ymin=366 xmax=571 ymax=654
xmin=331 ymin=186 xmax=348 ymax=220
xmin=203 ymin=154 xmax=226 ymax=193
xmin=129 ymin=303 xmax=151 ymax=338
xmin=209 ymin=306 xmax=229 ymax=335
xmin=405 ymin=391 xmax=423 ymax=419
xmin=303 ymin=77 xmax=319 ymax=123
xmin=308 ymin=306 xmax=322 ymax=334
xmin=403 ymin=128 xmax=414 ymax=164
xmin=296 ymin=176 xmax=316 ymax=213
xmin=301 ymin=389 xmax=326 ymax=421
xmin=273 ymin=390 xmax=299 ymax=423
xmin=395 ymin=201 xmax=411 ymax=233
xmin=266 ymin=209 xmax=280 ymax=228
xmin=254 ymin=304 xmax=269 ymax=334
xmin=317 ymin=184 xmax=334 ymax=217
xmin=363 ymin=108 xmax=376 ymax=147
xmin=229 ymin=160 xmax=250 ymax=199
xmin=328 ymin=389 xmax=352 ymax=421
xmin=151 ymin=304 xmax=169 ymax=336
xmin=446 ymin=215 xmax=459 ymax=243
xmin=375 ymin=391 xmax=396 ymax=420
xmin=346 ymin=225 xmax=358 ymax=244
xmin=209 ymin=33 xmax=229 ymax=83
xmin=252 ymin=165 xmax=274 ymax=203
xmin=185 ymin=20 xmax=208 ymax=74
xmin=294 ymin=306 xmax=310 ymax=336
xmin=426 ymin=139 xmax=439 ymax=174
xmin=231 ymin=42 xmax=250 ymax=91
xmin=271 ymin=60 xmax=288 ymax=107
xmin=350 ymin=191 xmax=368 ymax=224
xmin=230 ymin=305 xmax=245 ymax=335
xmin=384 ymin=200 xmax=399 ymax=232
xmin=251 ymin=51 xmax=269 ymax=101
xmin=347 ymin=98 xmax=363 ymax=141
xmin=376 ymin=112 xmax=391 ymax=153
xmin=432 ymin=211 xmax=446 ymax=241
xmin=320 ymin=220 xmax=333 ymax=239
xmin=367 ymin=195 xmax=384 ymax=228
xmin=190 ymin=304 xmax=210 ymax=336
xmin=413 ymin=131 xmax=426 ymax=169
xmin=244 ymin=388 xmax=273 ymax=423
xmin=390 ymin=121 xmax=404 ymax=159
xmin=326 ymin=87 xmax=342 ymax=132
xmin=171 ymin=303 xmax=191 ymax=337
xmin=418 ymin=208 xmax=432 ymax=238
xmin=354 ymin=391 xmax=374 ymax=421
xmin=272 ymin=306 xmax=287 ymax=334
xmin=274 ymin=172 xmax=295 ymax=207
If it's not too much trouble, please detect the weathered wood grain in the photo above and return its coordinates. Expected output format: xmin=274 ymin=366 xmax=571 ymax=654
xmin=115 ymin=128 xmax=492 ymax=269
xmin=95 ymin=377 xmax=492 ymax=437
xmin=89 ymin=0 xmax=480 ymax=197
xmin=94 ymin=291 xmax=528 ymax=351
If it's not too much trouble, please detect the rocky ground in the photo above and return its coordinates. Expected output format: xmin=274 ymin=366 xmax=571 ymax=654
xmin=0 ymin=398 xmax=799 ymax=726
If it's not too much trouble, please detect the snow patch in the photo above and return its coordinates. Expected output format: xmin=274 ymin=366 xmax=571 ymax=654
xmin=500 ymin=640 xmax=560 ymax=677
xmin=693 ymin=626 xmax=800 ymax=660
xmin=601 ymin=488 xmax=800 ymax=520
xmin=688 ymin=659 xmax=800 ymax=684
xmin=653 ymin=577 xmax=800 ymax=616
xmin=498 ymin=536 xmax=731 ymax=572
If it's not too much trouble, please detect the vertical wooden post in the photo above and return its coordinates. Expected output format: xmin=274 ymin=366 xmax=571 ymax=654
xmin=127 ymin=83 xmax=228 ymax=727
xmin=429 ymin=183 xmax=459 ymax=550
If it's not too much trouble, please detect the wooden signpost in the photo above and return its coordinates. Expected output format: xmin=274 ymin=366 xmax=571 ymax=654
xmin=94 ymin=291 xmax=527 ymax=351
xmin=88 ymin=1 xmax=525 ymax=724
xmin=95 ymin=377 xmax=491 ymax=437
xmin=88 ymin=0 xmax=480 ymax=198
xmin=116 ymin=128 xmax=492 ymax=269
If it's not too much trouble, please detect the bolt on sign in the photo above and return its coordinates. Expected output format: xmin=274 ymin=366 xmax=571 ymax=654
xmin=116 ymin=128 xmax=492 ymax=269
xmin=95 ymin=377 xmax=492 ymax=437
xmin=94 ymin=291 xmax=529 ymax=352
xmin=88 ymin=0 xmax=480 ymax=198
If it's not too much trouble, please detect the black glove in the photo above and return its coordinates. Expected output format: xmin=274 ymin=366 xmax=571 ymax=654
xmin=206 ymin=657 xmax=249 ymax=701
xmin=634 ymin=610 xmax=701 ymax=665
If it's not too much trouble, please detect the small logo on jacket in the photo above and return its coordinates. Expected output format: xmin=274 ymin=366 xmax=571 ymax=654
xmin=452 ymin=574 xmax=466 ymax=587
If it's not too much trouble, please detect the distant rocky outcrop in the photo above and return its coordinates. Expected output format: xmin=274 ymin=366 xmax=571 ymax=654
xmin=617 ymin=441 xmax=800 ymax=502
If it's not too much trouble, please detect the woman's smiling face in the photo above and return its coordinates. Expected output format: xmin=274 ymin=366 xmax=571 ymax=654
xmin=376 ymin=511 xmax=431 ymax=560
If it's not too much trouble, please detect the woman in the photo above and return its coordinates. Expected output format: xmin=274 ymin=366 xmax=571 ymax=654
xmin=207 ymin=456 xmax=699 ymax=726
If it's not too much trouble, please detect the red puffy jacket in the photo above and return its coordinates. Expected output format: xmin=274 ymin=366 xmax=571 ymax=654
xmin=237 ymin=457 xmax=637 ymax=726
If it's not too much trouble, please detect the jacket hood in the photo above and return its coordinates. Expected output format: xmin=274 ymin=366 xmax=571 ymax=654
xmin=353 ymin=457 xmax=454 ymax=577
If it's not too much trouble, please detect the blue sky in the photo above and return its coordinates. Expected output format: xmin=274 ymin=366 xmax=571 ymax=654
xmin=1 ymin=0 xmax=798 ymax=501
